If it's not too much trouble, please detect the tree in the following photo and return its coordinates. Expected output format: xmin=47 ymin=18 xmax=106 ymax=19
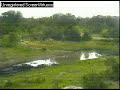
xmin=1 ymin=32 xmax=20 ymax=47
xmin=1 ymin=10 xmax=23 ymax=23
xmin=64 ymin=25 xmax=81 ymax=41
xmin=0 ymin=10 xmax=23 ymax=35
xmin=73 ymin=26 xmax=91 ymax=40
xmin=52 ymin=13 xmax=77 ymax=26
xmin=101 ymin=29 xmax=109 ymax=37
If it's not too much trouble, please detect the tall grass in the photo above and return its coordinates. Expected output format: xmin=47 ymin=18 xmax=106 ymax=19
xmin=82 ymin=73 xmax=107 ymax=89
xmin=0 ymin=56 xmax=119 ymax=89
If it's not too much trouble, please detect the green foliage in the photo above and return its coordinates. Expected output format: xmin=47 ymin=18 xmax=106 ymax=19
xmin=0 ymin=10 xmax=119 ymax=89
xmin=63 ymin=25 xmax=81 ymax=41
xmin=101 ymin=29 xmax=110 ymax=38
xmin=22 ymin=77 xmax=46 ymax=84
xmin=82 ymin=73 xmax=107 ymax=89
xmin=1 ymin=32 xmax=20 ymax=47
xmin=41 ymin=47 xmax=48 ymax=51
xmin=0 ymin=10 xmax=23 ymax=35
xmin=0 ymin=11 xmax=119 ymax=41
xmin=0 ymin=81 xmax=1 ymax=89
xmin=104 ymin=57 xmax=119 ymax=81
xmin=52 ymin=79 xmax=63 ymax=89
xmin=1 ymin=10 xmax=23 ymax=23
xmin=1 ymin=56 xmax=119 ymax=89
xmin=43 ymin=26 xmax=65 ymax=41
xmin=52 ymin=13 xmax=77 ymax=26
xmin=73 ymin=26 xmax=91 ymax=41
xmin=81 ymin=33 xmax=91 ymax=40
xmin=2 ymin=80 xmax=13 ymax=88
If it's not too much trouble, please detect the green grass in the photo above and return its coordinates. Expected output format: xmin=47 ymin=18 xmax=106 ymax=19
xmin=0 ymin=39 xmax=119 ymax=89
xmin=0 ymin=56 xmax=119 ymax=89
xmin=0 ymin=40 xmax=119 ymax=69
xmin=92 ymin=34 xmax=119 ymax=42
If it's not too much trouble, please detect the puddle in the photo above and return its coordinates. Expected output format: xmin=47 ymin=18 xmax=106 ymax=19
xmin=80 ymin=51 xmax=102 ymax=60
xmin=1 ymin=50 xmax=103 ymax=74
xmin=24 ymin=59 xmax=58 ymax=67
xmin=55 ymin=51 xmax=102 ymax=63
xmin=0 ymin=59 xmax=59 ymax=74
xmin=13 ymin=59 xmax=59 ymax=68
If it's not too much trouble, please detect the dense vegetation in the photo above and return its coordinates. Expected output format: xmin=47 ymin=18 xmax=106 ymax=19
xmin=0 ymin=10 xmax=119 ymax=89
xmin=0 ymin=11 xmax=119 ymax=47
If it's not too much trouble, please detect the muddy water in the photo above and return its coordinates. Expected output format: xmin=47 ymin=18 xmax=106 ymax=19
xmin=80 ymin=51 xmax=102 ymax=60
xmin=12 ymin=51 xmax=102 ymax=67
xmin=24 ymin=59 xmax=58 ymax=67
xmin=18 ymin=51 xmax=102 ymax=66
xmin=0 ymin=51 xmax=103 ymax=75
xmin=54 ymin=51 xmax=103 ymax=64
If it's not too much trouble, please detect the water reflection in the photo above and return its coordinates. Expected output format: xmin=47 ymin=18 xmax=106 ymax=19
xmin=14 ymin=51 xmax=102 ymax=67
xmin=80 ymin=52 xmax=102 ymax=60
xmin=1 ymin=51 xmax=102 ymax=75
xmin=25 ymin=59 xmax=58 ymax=67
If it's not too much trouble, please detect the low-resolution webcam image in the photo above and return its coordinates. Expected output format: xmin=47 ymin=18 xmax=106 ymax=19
xmin=0 ymin=1 xmax=119 ymax=89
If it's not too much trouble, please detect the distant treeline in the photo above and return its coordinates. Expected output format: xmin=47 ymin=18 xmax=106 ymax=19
xmin=0 ymin=10 xmax=119 ymax=42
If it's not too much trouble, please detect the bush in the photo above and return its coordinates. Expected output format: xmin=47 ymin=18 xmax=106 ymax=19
xmin=64 ymin=28 xmax=81 ymax=41
xmin=52 ymin=79 xmax=63 ymax=89
xmin=104 ymin=57 xmax=119 ymax=81
xmin=2 ymin=80 xmax=13 ymax=88
xmin=81 ymin=32 xmax=91 ymax=40
xmin=82 ymin=73 xmax=107 ymax=89
xmin=41 ymin=47 xmax=48 ymax=51
xmin=0 ymin=81 xmax=1 ymax=89
xmin=1 ymin=32 xmax=20 ymax=47
xmin=101 ymin=29 xmax=109 ymax=38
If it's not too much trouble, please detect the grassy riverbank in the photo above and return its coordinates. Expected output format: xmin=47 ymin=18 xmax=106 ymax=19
xmin=0 ymin=40 xmax=119 ymax=69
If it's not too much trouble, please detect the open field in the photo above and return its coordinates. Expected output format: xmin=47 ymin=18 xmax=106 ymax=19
xmin=0 ymin=56 xmax=119 ymax=89
xmin=0 ymin=40 xmax=119 ymax=89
